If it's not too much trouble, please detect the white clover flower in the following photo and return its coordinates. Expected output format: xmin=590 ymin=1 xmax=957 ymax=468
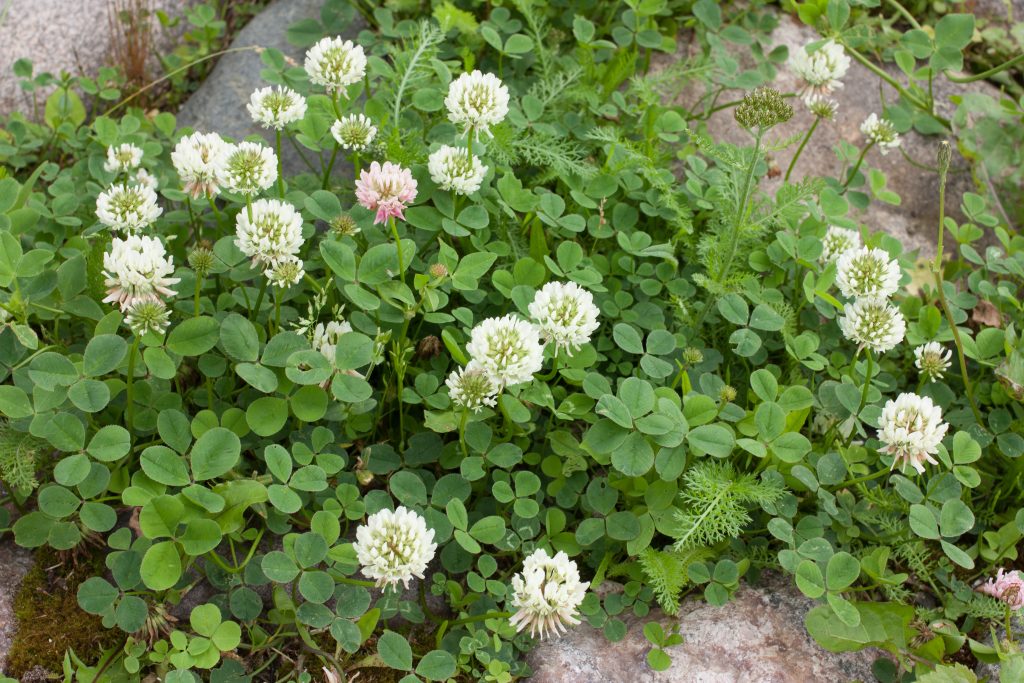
xmin=133 ymin=168 xmax=158 ymax=191
xmin=915 ymin=342 xmax=953 ymax=382
xmin=221 ymin=141 xmax=278 ymax=196
xmin=102 ymin=235 xmax=179 ymax=311
xmin=312 ymin=319 xmax=353 ymax=366
xmin=103 ymin=143 xmax=143 ymax=174
xmin=172 ymin=131 xmax=232 ymax=199
xmin=124 ymin=299 xmax=171 ymax=337
xmin=465 ymin=314 xmax=545 ymax=387
xmin=509 ymin=548 xmax=588 ymax=639
xmin=235 ymin=198 xmax=304 ymax=268
xmin=96 ymin=183 xmax=162 ymax=233
xmin=804 ymin=93 xmax=838 ymax=120
xmin=878 ymin=392 xmax=949 ymax=474
xmin=820 ymin=226 xmax=861 ymax=264
xmin=247 ymin=85 xmax=307 ymax=130
xmin=836 ymin=247 xmax=901 ymax=299
xmin=839 ymin=297 xmax=906 ymax=354
xmin=789 ymin=39 xmax=851 ymax=96
xmin=445 ymin=70 xmax=510 ymax=138
xmin=304 ymin=37 xmax=366 ymax=95
xmin=264 ymin=255 xmax=305 ymax=289
xmin=330 ymin=113 xmax=377 ymax=151
xmin=446 ymin=361 xmax=500 ymax=413
xmin=428 ymin=145 xmax=488 ymax=195
xmin=860 ymin=113 xmax=901 ymax=154
xmin=528 ymin=281 xmax=600 ymax=355
xmin=353 ymin=506 xmax=437 ymax=590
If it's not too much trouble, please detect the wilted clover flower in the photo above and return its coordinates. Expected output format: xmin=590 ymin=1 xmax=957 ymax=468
xmin=235 ymin=198 xmax=304 ymax=267
xmin=96 ymin=183 xmax=162 ymax=234
xmin=247 ymin=85 xmax=307 ymax=130
xmin=446 ymin=361 xmax=500 ymax=413
xmin=735 ymin=87 xmax=793 ymax=130
xmin=509 ymin=548 xmax=587 ymax=639
xmin=878 ymin=392 xmax=949 ymax=474
xmin=428 ymin=145 xmax=488 ymax=195
xmin=104 ymin=143 xmax=143 ymax=174
xmin=312 ymin=319 xmax=353 ymax=366
xmin=188 ymin=244 xmax=215 ymax=277
xmin=860 ymin=113 xmax=901 ymax=154
xmin=264 ymin=255 xmax=305 ymax=289
xmin=915 ymin=342 xmax=952 ymax=382
xmin=839 ymin=297 xmax=906 ymax=354
xmin=805 ymin=93 xmax=838 ymax=120
xmin=353 ymin=507 xmax=437 ymax=590
xmin=528 ymin=281 xmax=600 ymax=355
xmin=445 ymin=70 xmax=510 ymax=138
xmin=836 ymin=247 xmax=901 ymax=299
xmin=330 ymin=113 xmax=377 ymax=151
xmin=171 ymin=131 xmax=231 ymax=199
xmin=125 ymin=299 xmax=171 ymax=337
xmin=978 ymin=569 xmax=1024 ymax=610
xmin=329 ymin=214 xmax=360 ymax=236
xmin=304 ymin=37 xmax=366 ymax=95
xmin=789 ymin=39 xmax=851 ymax=96
xmin=102 ymin=235 xmax=179 ymax=311
xmin=354 ymin=161 xmax=418 ymax=224
xmin=465 ymin=314 xmax=545 ymax=387
xmin=820 ymin=226 xmax=861 ymax=264
xmin=221 ymin=141 xmax=278 ymax=195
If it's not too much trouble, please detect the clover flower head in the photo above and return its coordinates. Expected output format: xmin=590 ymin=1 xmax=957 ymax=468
xmin=265 ymin=254 xmax=305 ymax=289
xmin=466 ymin=314 xmax=545 ymax=387
xmin=312 ymin=319 xmax=353 ymax=366
xmin=124 ymin=299 xmax=171 ymax=337
xmin=247 ymin=85 xmax=307 ymax=130
xmin=221 ymin=141 xmax=278 ymax=195
xmin=734 ymin=87 xmax=793 ymax=130
xmin=915 ymin=342 xmax=952 ymax=382
xmin=528 ymin=281 xmax=600 ymax=354
xmin=330 ymin=113 xmax=377 ymax=151
xmin=805 ymin=93 xmax=838 ymax=120
xmin=171 ymin=131 xmax=232 ymax=198
xmin=188 ymin=244 xmax=215 ymax=277
xmin=353 ymin=506 xmax=437 ymax=590
xmin=96 ymin=183 xmax=163 ymax=233
xmin=978 ymin=569 xmax=1024 ymax=610
xmin=878 ymin=392 xmax=949 ymax=474
xmin=860 ymin=113 xmax=901 ymax=154
xmin=789 ymin=39 xmax=851 ymax=95
xmin=683 ymin=347 xmax=704 ymax=365
xmin=102 ymin=235 xmax=179 ymax=311
xmin=838 ymin=297 xmax=906 ymax=354
xmin=836 ymin=247 xmax=901 ymax=299
xmin=133 ymin=168 xmax=158 ymax=191
xmin=509 ymin=548 xmax=587 ymax=639
xmin=235 ymin=199 xmax=304 ymax=267
xmin=354 ymin=161 xmax=417 ymax=224
xmin=104 ymin=143 xmax=143 ymax=174
xmin=304 ymin=37 xmax=366 ymax=94
xmin=820 ymin=226 xmax=861 ymax=264
xmin=330 ymin=214 xmax=360 ymax=236
xmin=445 ymin=70 xmax=510 ymax=138
xmin=428 ymin=145 xmax=488 ymax=195
xmin=446 ymin=360 xmax=500 ymax=413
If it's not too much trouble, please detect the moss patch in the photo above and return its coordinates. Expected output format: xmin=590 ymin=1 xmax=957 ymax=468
xmin=5 ymin=549 xmax=121 ymax=678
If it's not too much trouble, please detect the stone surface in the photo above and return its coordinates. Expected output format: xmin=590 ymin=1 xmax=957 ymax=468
xmin=974 ymin=612 xmax=1023 ymax=681
xmin=0 ymin=0 xmax=198 ymax=116
xmin=526 ymin=573 xmax=884 ymax=683
xmin=0 ymin=539 xmax=34 ymax=672
xmin=653 ymin=14 xmax=1012 ymax=257
xmin=176 ymin=0 xmax=364 ymax=179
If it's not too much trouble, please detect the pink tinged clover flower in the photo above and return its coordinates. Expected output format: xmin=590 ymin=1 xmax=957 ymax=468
xmin=355 ymin=161 xmax=417 ymax=224
xmin=978 ymin=569 xmax=1024 ymax=610
xmin=102 ymin=235 xmax=179 ymax=311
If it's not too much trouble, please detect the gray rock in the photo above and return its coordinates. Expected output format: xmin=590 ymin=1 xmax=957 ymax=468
xmin=0 ymin=538 xmax=34 ymax=672
xmin=526 ymin=573 xmax=884 ymax=683
xmin=176 ymin=0 xmax=364 ymax=180
xmin=0 ymin=0 xmax=198 ymax=116
xmin=652 ymin=15 xmax=1013 ymax=257
xmin=974 ymin=612 xmax=1023 ymax=682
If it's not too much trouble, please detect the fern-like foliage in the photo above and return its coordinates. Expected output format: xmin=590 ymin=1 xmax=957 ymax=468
xmin=382 ymin=20 xmax=445 ymax=127
xmin=0 ymin=424 xmax=46 ymax=496
xmin=510 ymin=0 xmax=553 ymax=81
xmin=670 ymin=462 xmax=785 ymax=551
xmin=638 ymin=546 xmax=712 ymax=615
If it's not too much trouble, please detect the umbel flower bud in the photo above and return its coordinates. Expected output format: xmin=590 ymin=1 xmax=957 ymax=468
xmin=734 ymin=87 xmax=793 ymax=130
xmin=329 ymin=214 xmax=360 ymax=236
xmin=937 ymin=141 xmax=951 ymax=183
xmin=188 ymin=244 xmax=215 ymax=277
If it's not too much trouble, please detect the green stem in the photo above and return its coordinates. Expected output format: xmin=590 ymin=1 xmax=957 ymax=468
xmin=467 ymin=126 xmax=474 ymax=157
xmin=274 ymin=287 xmax=281 ymax=333
xmin=883 ymin=0 xmax=921 ymax=29
xmin=842 ymin=142 xmax=874 ymax=189
xmin=458 ymin=410 xmax=469 ymax=459
xmin=252 ymin=278 xmax=268 ymax=318
xmin=389 ymin=216 xmax=406 ymax=278
xmin=855 ymin=349 xmax=874 ymax=418
xmin=194 ymin=275 xmax=202 ymax=317
xmin=322 ymin=142 xmax=340 ymax=190
xmin=275 ymin=129 xmax=285 ymax=198
xmin=842 ymin=44 xmax=951 ymax=129
xmin=785 ymin=117 xmax=819 ymax=182
xmin=838 ymin=468 xmax=891 ymax=488
xmin=947 ymin=52 xmax=1024 ymax=83
xmin=125 ymin=337 xmax=140 ymax=433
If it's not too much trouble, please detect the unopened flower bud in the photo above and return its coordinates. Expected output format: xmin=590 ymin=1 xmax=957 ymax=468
xmin=719 ymin=385 xmax=737 ymax=403
xmin=937 ymin=141 xmax=951 ymax=183
xmin=429 ymin=263 xmax=449 ymax=279
xmin=188 ymin=244 xmax=215 ymax=277
xmin=330 ymin=214 xmax=360 ymax=236
xmin=683 ymin=347 xmax=704 ymax=365
xmin=735 ymin=87 xmax=793 ymax=130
